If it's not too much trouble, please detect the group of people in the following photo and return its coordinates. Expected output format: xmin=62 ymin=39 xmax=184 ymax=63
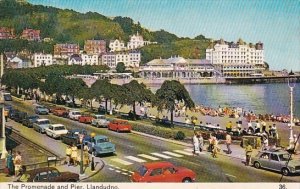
xmin=5 ymin=151 xmax=24 ymax=177
xmin=65 ymin=143 xmax=90 ymax=167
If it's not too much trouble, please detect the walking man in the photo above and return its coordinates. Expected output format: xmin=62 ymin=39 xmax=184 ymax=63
xmin=245 ymin=142 xmax=253 ymax=166
xmin=198 ymin=132 xmax=204 ymax=152
xmin=14 ymin=151 xmax=22 ymax=177
xmin=65 ymin=145 xmax=72 ymax=166
xmin=193 ymin=132 xmax=200 ymax=155
xmin=226 ymin=133 xmax=232 ymax=154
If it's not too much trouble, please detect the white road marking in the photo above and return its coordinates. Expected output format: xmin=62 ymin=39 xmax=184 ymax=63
xmin=108 ymin=168 xmax=115 ymax=171
xmin=116 ymin=170 xmax=121 ymax=173
xmin=151 ymin=152 xmax=172 ymax=159
xmin=129 ymin=171 xmax=134 ymax=174
xmin=225 ymin=173 xmax=237 ymax=178
xmin=163 ymin=151 xmax=183 ymax=157
xmin=122 ymin=169 xmax=128 ymax=171
xmin=111 ymin=158 xmax=133 ymax=166
xmin=174 ymin=150 xmax=193 ymax=156
xmin=125 ymin=156 xmax=147 ymax=163
xmin=115 ymin=166 xmax=121 ymax=169
xmin=138 ymin=154 xmax=160 ymax=161
xmin=184 ymin=148 xmax=194 ymax=152
xmin=121 ymin=172 xmax=128 ymax=175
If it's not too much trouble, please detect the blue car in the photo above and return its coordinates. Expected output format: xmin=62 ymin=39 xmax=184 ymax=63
xmin=85 ymin=135 xmax=116 ymax=156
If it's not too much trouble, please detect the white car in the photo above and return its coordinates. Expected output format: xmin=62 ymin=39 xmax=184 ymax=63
xmin=33 ymin=119 xmax=51 ymax=133
xmin=91 ymin=115 xmax=110 ymax=128
xmin=45 ymin=124 xmax=68 ymax=139
xmin=68 ymin=110 xmax=81 ymax=120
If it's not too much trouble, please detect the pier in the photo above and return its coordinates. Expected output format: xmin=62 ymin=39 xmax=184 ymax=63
xmin=225 ymin=75 xmax=300 ymax=84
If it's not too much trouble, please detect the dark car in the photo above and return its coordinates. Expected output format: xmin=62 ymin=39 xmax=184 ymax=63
xmin=14 ymin=111 xmax=28 ymax=123
xmin=2 ymin=93 xmax=12 ymax=101
xmin=9 ymin=109 xmax=20 ymax=120
xmin=17 ymin=167 xmax=79 ymax=182
xmin=22 ymin=115 xmax=40 ymax=128
xmin=61 ymin=129 xmax=90 ymax=148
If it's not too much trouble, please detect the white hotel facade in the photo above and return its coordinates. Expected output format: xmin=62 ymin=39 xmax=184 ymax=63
xmin=101 ymin=50 xmax=141 ymax=68
xmin=206 ymin=39 xmax=265 ymax=77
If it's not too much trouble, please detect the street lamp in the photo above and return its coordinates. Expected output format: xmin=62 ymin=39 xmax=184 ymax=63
xmin=78 ymin=133 xmax=84 ymax=175
xmin=288 ymin=76 xmax=296 ymax=148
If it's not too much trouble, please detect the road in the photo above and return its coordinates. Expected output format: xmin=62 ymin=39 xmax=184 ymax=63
xmin=6 ymin=99 xmax=300 ymax=182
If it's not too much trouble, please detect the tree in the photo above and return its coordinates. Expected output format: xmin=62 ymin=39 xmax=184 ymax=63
xmin=122 ymin=80 xmax=154 ymax=120
xmin=155 ymin=80 xmax=195 ymax=127
xmin=116 ymin=62 xmax=126 ymax=73
xmin=65 ymin=78 xmax=87 ymax=107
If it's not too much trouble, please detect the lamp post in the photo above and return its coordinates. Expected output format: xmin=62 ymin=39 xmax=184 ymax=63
xmin=79 ymin=134 xmax=84 ymax=175
xmin=288 ymin=77 xmax=296 ymax=148
xmin=90 ymin=132 xmax=96 ymax=172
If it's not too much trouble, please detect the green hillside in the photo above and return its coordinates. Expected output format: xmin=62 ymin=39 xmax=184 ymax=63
xmin=0 ymin=0 xmax=212 ymax=64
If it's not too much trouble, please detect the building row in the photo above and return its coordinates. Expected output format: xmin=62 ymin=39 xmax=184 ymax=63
xmin=0 ymin=27 xmax=41 ymax=41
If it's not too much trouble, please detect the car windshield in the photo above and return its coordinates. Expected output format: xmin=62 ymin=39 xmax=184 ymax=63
xmin=97 ymin=138 xmax=109 ymax=143
xmin=38 ymin=106 xmax=46 ymax=109
xmin=55 ymin=126 xmax=66 ymax=130
xmin=96 ymin=116 xmax=105 ymax=119
xmin=278 ymin=153 xmax=290 ymax=161
xmin=137 ymin=166 xmax=148 ymax=176
xmin=39 ymin=120 xmax=50 ymax=124
xmin=29 ymin=116 xmax=39 ymax=119
xmin=19 ymin=173 xmax=30 ymax=182
xmin=74 ymin=112 xmax=81 ymax=115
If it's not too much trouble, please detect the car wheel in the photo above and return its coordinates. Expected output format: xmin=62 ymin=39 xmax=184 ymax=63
xmin=254 ymin=161 xmax=260 ymax=169
xmin=282 ymin=168 xmax=289 ymax=176
xmin=182 ymin=178 xmax=192 ymax=183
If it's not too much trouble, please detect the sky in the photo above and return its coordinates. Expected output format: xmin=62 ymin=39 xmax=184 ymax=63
xmin=28 ymin=0 xmax=300 ymax=71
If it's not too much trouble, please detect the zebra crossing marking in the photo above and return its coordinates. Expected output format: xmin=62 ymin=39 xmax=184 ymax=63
xmin=138 ymin=154 xmax=160 ymax=161
xmin=121 ymin=172 xmax=128 ymax=175
xmin=163 ymin=151 xmax=183 ymax=157
xmin=125 ymin=156 xmax=147 ymax=163
xmin=116 ymin=170 xmax=121 ymax=173
xmin=151 ymin=152 xmax=172 ymax=159
xmin=108 ymin=168 xmax=115 ymax=171
xmin=184 ymin=148 xmax=194 ymax=152
xmin=174 ymin=150 xmax=193 ymax=156
xmin=111 ymin=158 xmax=133 ymax=165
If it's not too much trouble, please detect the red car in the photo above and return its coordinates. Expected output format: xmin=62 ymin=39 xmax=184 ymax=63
xmin=78 ymin=114 xmax=94 ymax=124
xmin=108 ymin=120 xmax=131 ymax=132
xmin=53 ymin=107 xmax=69 ymax=117
xmin=131 ymin=162 xmax=196 ymax=182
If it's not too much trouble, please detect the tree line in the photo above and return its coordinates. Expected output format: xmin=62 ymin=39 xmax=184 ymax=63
xmin=1 ymin=66 xmax=194 ymax=126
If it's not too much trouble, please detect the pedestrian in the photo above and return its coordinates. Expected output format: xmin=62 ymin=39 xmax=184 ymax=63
xmin=262 ymin=137 xmax=269 ymax=150
xmin=245 ymin=142 xmax=253 ymax=166
xmin=65 ymin=145 xmax=72 ymax=166
xmin=193 ymin=132 xmax=200 ymax=155
xmin=4 ymin=108 xmax=8 ymax=122
xmin=83 ymin=145 xmax=90 ymax=167
xmin=211 ymin=137 xmax=219 ymax=158
xmin=226 ymin=133 xmax=232 ymax=154
xmin=208 ymin=134 xmax=214 ymax=152
xmin=226 ymin=121 xmax=232 ymax=132
xmin=198 ymin=132 xmax=204 ymax=152
xmin=14 ymin=151 xmax=22 ymax=177
xmin=71 ymin=143 xmax=78 ymax=166
xmin=5 ymin=151 xmax=14 ymax=177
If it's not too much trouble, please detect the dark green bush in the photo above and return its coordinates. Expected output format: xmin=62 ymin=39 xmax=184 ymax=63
xmin=174 ymin=131 xmax=185 ymax=140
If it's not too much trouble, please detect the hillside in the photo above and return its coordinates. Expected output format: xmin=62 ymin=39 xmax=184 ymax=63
xmin=0 ymin=0 xmax=212 ymax=64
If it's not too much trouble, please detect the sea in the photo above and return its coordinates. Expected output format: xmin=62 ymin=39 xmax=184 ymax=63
xmin=149 ymin=83 xmax=300 ymax=118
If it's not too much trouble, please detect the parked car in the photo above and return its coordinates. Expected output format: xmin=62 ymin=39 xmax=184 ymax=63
xmin=85 ymin=135 xmax=115 ymax=156
xmin=78 ymin=114 xmax=94 ymax=124
xmin=91 ymin=115 xmax=110 ymax=128
xmin=46 ymin=104 xmax=58 ymax=113
xmin=45 ymin=124 xmax=68 ymax=139
xmin=8 ymin=109 xmax=19 ymax=120
xmin=33 ymin=119 xmax=51 ymax=133
xmin=34 ymin=105 xmax=49 ymax=115
xmin=131 ymin=162 xmax=196 ymax=182
xmin=22 ymin=115 xmax=39 ymax=128
xmin=61 ymin=129 xmax=90 ymax=148
xmin=14 ymin=111 xmax=28 ymax=123
xmin=251 ymin=149 xmax=300 ymax=176
xmin=17 ymin=167 xmax=79 ymax=182
xmin=52 ymin=107 xmax=69 ymax=117
xmin=68 ymin=110 xmax=81 ymax=121
xmin=108 ymin=120 xmax=131 ymax=132
xmin=1 ymin=92 xmax=12 ymax=101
